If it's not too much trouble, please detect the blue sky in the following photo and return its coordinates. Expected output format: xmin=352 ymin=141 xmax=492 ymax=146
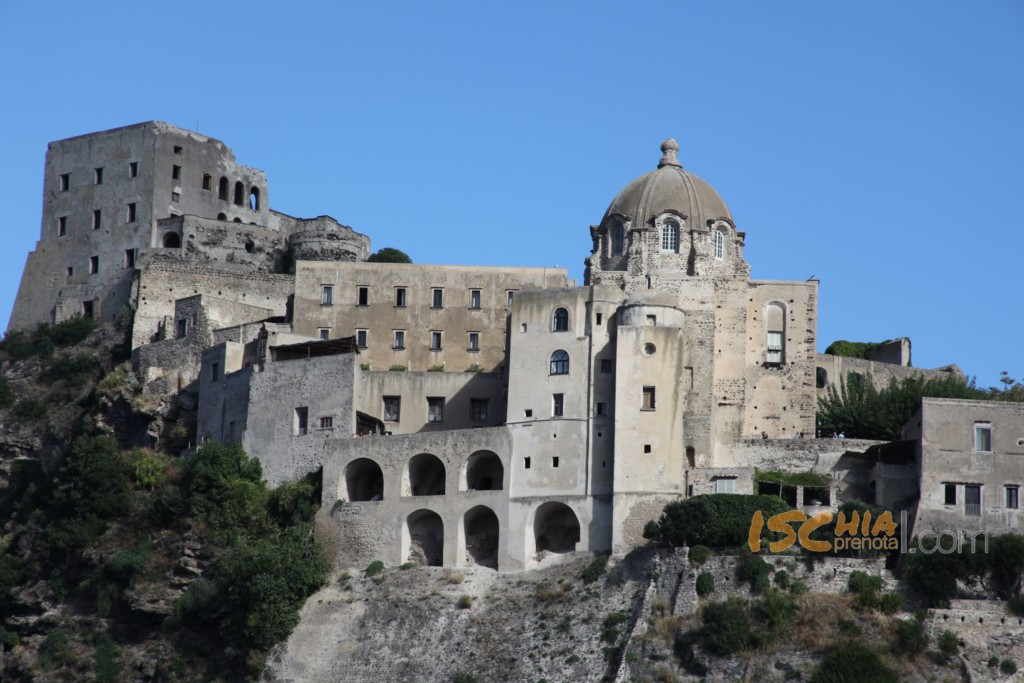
xmin=1 ymin=1 xmax=1021 ymax=387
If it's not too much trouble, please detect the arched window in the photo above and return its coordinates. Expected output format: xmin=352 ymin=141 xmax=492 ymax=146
xmin=233 ymin=181 xmax=244 ymax=206
xmin=162 ymin=232 xmax=181 ymax=248
xmin=816 ymin=367 xmax=828 ymax=389
xmin=550 ymin=350 xmax=569 ymax=375
xmin=216 ymin=212 xmax=227 ymax=221
xmin=611 ymin=225 xmax=624 ymax=256
xmin=249 ymin=186 xmax=260 ymax=211
xmin=218 ymin=176 xmax=229 ymax=200
xmin=552 ymin=308 xmax=569 ymax=332
xmin=714 ymin=229 xmax=725 ymax=260
xmin=766 ymin=302 xmax=785 ymax=364
xmin=661 ymin=220 xmax=679 ymax=253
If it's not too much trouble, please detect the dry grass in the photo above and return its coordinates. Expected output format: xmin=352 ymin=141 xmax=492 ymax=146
xmin=650 ymin=615 xmax=685 ymax=647
xmin=442 ymin=570 xmax=465 ymax=585
xmin=457 ymin=594 xmax=474 ymax=609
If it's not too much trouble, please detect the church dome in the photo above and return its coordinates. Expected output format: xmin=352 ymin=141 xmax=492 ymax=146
xmin=602 ymin=139 xmax=731 ymax=229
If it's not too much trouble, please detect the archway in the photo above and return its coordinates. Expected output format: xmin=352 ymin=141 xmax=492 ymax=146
xmin=464 ymin=451 xmax=503 ymax=491
xmin=405 ymin=453 xmax=445 ymax=496
xmin=345 ymin=458 xmax=383 ymax=502
xmin=533 ymin=502 xmax=580 ymax=554
xmin=162 ymin=232 xmax=181 ymax=248
xmin=406 ymin=509 xmax=444 ymax=566
xmin=249 ymin=186 xmax=260 ymax=211
xmin=218 ymin=176 xmax=229 ymax=200
xmin=463 ymin=505 xmax=499 ymax=569
xmin=233 ymin=181 xmax=245 ymax=206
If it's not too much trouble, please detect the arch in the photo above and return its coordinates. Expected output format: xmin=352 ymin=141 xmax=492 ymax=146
xmin=549 ymin=349 xmax=569 ymax=375
xmin=766 ymin=302 xmax=785 ymax=364
xmin=463 ymin=505 xmax=499 ymax=569
xmin=217 ymin=212 xmax=227 ymax=221
xmin=232 ymin=217 xmax=242 ymax=223
xmin=714 ymin=229 xmax=725 ymax=260
xmin=463 ymin=450 xmax=503 ymax=491
xmin=162 ymin=232 xmax=181 ymax=248
xmin=249 ymin=186 xmax=260 ymax=211
xmin=405 ymin=509 xmax=444 ymax=566
xmin=660 ymin=219 xmax=679 ymax=253
xmin=233 ymin=181 xmax=245 ymax=206
xmin=218 ymin=176 xmax=229 ymax=200
xmin=405 ymin=453 xmax=446 ymax=496
xmin=611 ymin=224 xmax=624 ymax=256
xmin=816 ymin=367 xmax=828 ymax=389
xmin=345 ymin=458 xmax=384 ymax=502
xmin=533 ymin=502 xmax=580 ymax=555
xmin=552 ymin=307 xmax=569 ymax=332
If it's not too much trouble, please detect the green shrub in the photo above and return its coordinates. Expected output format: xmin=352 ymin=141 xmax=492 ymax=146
xmin=12 ymin=398 xmax=47 ymax=420
xmin=789 ymin=580 xmax=809 ymax=596
xmin=774 ymin=570 xmax=790 ymax=589
xmin=936 ymin=630 xmax=959 ymax=660
xmin=581 ymin=554 xmax=608 ymax=584
xmin=182 ymin=442 xmax=269 ymax=533
xmin=988 ymin=655 xmax=1000 ymax=667
xmin=694 ymin=572 xmax=714 ymax=596
xmin=847 ymin=570 xmax=883 ymax=595
xmin=601 ymin=612 xmax=628 ymax=644
xmin=0 ymin=375 xmax=13 ymax=408
xmin=366 ymin=247 xmax=412 ymax=263
xmin=389 ymin=364 xmax=408 ymax=371
xmin=689 ymin=545 xmax=712 ymax=566
xmin=456 ymin=594 xmax=474 ymax=609
xmin=365 ymin=560 xmax=385 ymax=577
xmin=855 ymin=588 xmax=879 ymax=611
xmin=892 ymin=610 xmax=929 ymax=655
xmin=1008 ymin=594 xmax=1024 ymax=615
xmin=93 ymin=637 xmax=123 ymax=683
xmin=49 ymin=315 xmax=96 ymax=346
xmin=809 ymin=643 xmax=897 ymax=683
xmin=737 ymin=548 xmax=772 ymax=592
xmin=701 ymin=597 xmax=751 ymax=655
xmin=1001 ymin=659 xmax=1018 ymax=675
xmin=836 ymin=618 xmax=861 ymax=636
xmin=39 ymin=627 xmax=74 ymax=671
xmin=428 ymin=364 xmax=445 ymax=372
xmin=643 ymin=494 xmax=792 ymax=548
xmin=755 ymin=589 xmax=798 ymax=639
xmin=878 ymin=592 xmax=904 ymax=613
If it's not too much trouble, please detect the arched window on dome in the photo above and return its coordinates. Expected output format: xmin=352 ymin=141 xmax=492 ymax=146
xmin=611 ymin=225 xmax=625 ymax=256
xmin=552 ymin=308 xmax=569 ymax=332
xmin=550 ymin=350 xmax=569 ymax=375
xmin=714 ymin=229 xmax=725 ymax=260
xmin=766 ymin=303 xmax=785 ymax=365
xmin=661 ymin=220 xmax=679 ymax=253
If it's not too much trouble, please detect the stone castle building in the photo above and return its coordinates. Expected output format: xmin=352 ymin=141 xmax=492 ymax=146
xmin=8 ymin=123 xmax=1003 ymax=573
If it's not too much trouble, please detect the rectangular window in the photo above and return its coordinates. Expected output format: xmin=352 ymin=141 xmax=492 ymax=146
xmin=318 ymin=328 xmax=330 ymax=340
xmin=431 ymin=288 xmax=443 ymax=308
xmin=552 ymin=456 xmax=560 ymax=468
xmin=172 ymin=191 xmax=181 ymax=203
xmin=646 ymin=315 xmax=657 ymax=326
xmin=124 ymin=249 xmax=136 ymax=268
xmin=172 ymin=164 xmax=181 ymax=180
xmin=507 ymin=290 xmax=516 ymax=306
xmin=59 ymin=173 xmax=70 ymax=191
xmin=57 ymin=216 xmax=67 ymax=237
xmin=430 ymin=331 xmax=442 ymax=350
xmin=767 ymin=331 xmax=784 ymax=364
xmin=427 ymin=397 xmax=444 ymax=423
xmin=525 ymin=409 xmax=533 ymax=418
xmin=642 ymin=386 xmax=656 ymax=410
xmin=173 ymin=145 xmax=183 ymax=155
xmin=600 ymin=358 xmax=613 ymax=374
xmin=126 ymin=202 xmax=137 ymax=223
xmin=468 ymin=332 xmax=480 ymax=351
xmin=211 ymin=362 xmax=220 ymax=381
xmin=357 ymin=286 xmax=369 ymax=306
xmin=82 ymin=301 xmax=94 ymax=318
xmin=128 ymin=161 xmax=138 ymax=178
xmin=965 ymin=484 xmax=982 ymax=516
xmin=469 ymin=289 xmax=481 ymax=309
xmin=394 ymin=287 xmax=407 ymax=307
xmin=67 ymin=266 xmax=73 ymax=277
xmin=1006 ymin=486 xmax=1019 ymax=510
xmin=383 ymin=396 xmax=401 ymax=422
xmin=319 ymin=416 xmax=334 ymax=430
xmin=524 ymin=456 xmax=531 ymax=469
xmin=92 ymin=209 xmax=101 ymax=230
xmin=596 ymin=402 xmax=607 ymax=417
xmin=596 ymin=312 xmax=603 ymax=326
xmin=393 ymin=330 xmax=406 ymax=349
xmin=176 ymin=318 xmax=188 ymax=338
xmin=295 ymin=407 xmax=309 ymax=436
xmin=321 ymin=285 xmax=333 ymax=305
xmin=715 ymin=478 xmax=737 ymax=494
xmin=89 ymin=255 xmax=99 ymax=274
xmin=552 ymin=393 xmax=564 ymax=417
xmin=356 ymin=329 xmax=368 ymax=348
xmin=471 ymin=399 xmax=489 ymax=421
xmin=944 ymin=483 xmax=957 ymax=505
xmin=202 ymin=173 xmax=212 ymax=190
xmin=974 ymin=424 xmax=992 ymax=452
xmin=94 ymin=167 xmax=104 ymax=184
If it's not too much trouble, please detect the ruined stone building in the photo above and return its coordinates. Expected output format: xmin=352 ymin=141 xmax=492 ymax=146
xmin=8 ymin=123 xmax=1007 ymax=572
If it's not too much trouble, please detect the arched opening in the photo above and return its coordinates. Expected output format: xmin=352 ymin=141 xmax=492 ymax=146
xmin=611 ymin=224 xmax=624 ymax=256
xmin=714 ymin=229 xmax=725 ymax=260
xmin=405 ymin=509 xmax=444 ymax=567
xmin=816 ymin=367 xmax=828 ymax=389
xmin=686 ymin=447 xmax=696 ymax=468
xmin=463 ymin=506 xmax=499 ymax=569
xmin=345 ymin=458 xmax=383 ymax=502
xmin=661 ymin=220 xmax=679 ymax=253
xmin=162 ymin=232 xmax=181 ymax=248
xmin=766 ymin=303 xmax=785 ymax=365
xmin=549 ymin=349 xmax=569 ymax=375
xmin=533 ymin=502 xmax=580 ymax=555
xmin=552 ymin=308 xmax=569 ymax=332
xmin=249 ymin=186 xmax=260 ymax=211
xmin=217 ymin=212 xmax=227 ymax=221
xmin=232 ymin=217 xmax=242 ymax=223
xmin=405 ymin=453 xmax=446 ymax=496
xmin=233 ymin=181 xmax=244 ymax=206
xmin=464 ymin=451 xmax=503 ymax=491
xmin=218 ymin=176 xmax=229 ymax=200
xmin=244 ymin=240 xmax=255 ymax=253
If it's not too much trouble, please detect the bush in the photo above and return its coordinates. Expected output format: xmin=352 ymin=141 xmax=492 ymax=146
xmin=12 ymin=398 xmax=47 ymax=420
xmin=456 ymin=594 xmax=474 ymax=609
xmin=581 ymin=554 xmax=608 ymax=584
xmin=755 ymin=589 xmax=798 ymax=640
xmin=644 ymin=494 xmax=792 ymax=548
xmin=49 ymin=315 xmax=97 ymax=346
xmin=0 ymin=375 xmax=13 ymax=408
xmin=182 ymin=442 xmax=269 ymax=533
xmin=789 ymin=580 xmax=809 ymax=596
xmin=936 ymin=630 xmax=959 ymax=660
xmin=366 ymin=247 xmax=412 ymax=263
xmin=365 ymin=560 xmax=385 ymax=578
xmin=809 ymin=643 xmax=897 ymax=683
xmin=1001 ymin=659 xmax=1018 ymax=675
xmin=1008 ymin=594 xmax=1024 ymax=615
xmin=774 ymin=570 xmax=790 ymax=590
xmin=689 ymin=545 xmax=712 ymax=566
xmin=878 ymin=592 xmax=904 ymax=613
xmin=892 ymin=611 xmax=929 ymax=655
xmin=847 ymin=570 xmax=883 ymax=595
xmin=737 ymin=548 xmax=772 ymax=592
xmin=696 ymin=572 xmax=715 ymax=596
xmin=701 ymin=598 xmax=751 ymax=654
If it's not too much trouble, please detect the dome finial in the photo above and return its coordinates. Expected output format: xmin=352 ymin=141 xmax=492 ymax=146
xmin=658 ymin=138 xmax=682 ymax=168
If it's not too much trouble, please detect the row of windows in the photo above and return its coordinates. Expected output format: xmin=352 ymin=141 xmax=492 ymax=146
xmin=942 ymin=482 xmax=1019 ymax=514
xmin=56 ymin=203 xmax=138 ymax=236
xmin=321 ymin=285 xmax=516 ymax=309
xmin=66 ymin=249 xmax=138 ymax=277
xmin=607 ymin=222 xmax=727 ymax=259
xmin=58 ymin=162 xmax=138 ymax=191
xmin=336 ymin=328 xmax=483 ymax=352
xmin=205 ymin=175 xmax=261 ymax=210
xmin=381 ymin=396 xmax=489 ymax=424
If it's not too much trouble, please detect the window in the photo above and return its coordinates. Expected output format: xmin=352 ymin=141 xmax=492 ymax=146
xmin=94 ymin=167 xmax=104 ymax=184
xmin=176 ymin=319 xmax=188 ymax=338
xmin=383 ymin=396 xmax=400 ymax=422
xmin=469 ymin=289 xmax=481 ymax=309
xmin=646 ymin=315 xmax=657 ymax=326
xmin=660 ymin=219 xmax=679 ymax=252
xmin=173 ymin=145 xmax=183 ymax=155
xmin=211 ymin=362 xmax=220 ymax=381
xmin=172 ymin=165 xmax=181 ymax=180
xmin=295 ymin=407 xmax=309 ymax=436
xmin=550 ymin=350 xmax=569 ymax=375
xmin=553 ymin=308 xmax=569 ymax=331
xmin=524 ymin=457 xmax=531 ymax=469
xmin=393 ymin=330 xmax=406 ymax=349
xmin=552 ymin=457 xmax=560 ymax=468
xmin=59 ymin=173 xmax=70 ymax=191
xmin=249 ymin=187 xmax=260 ymax=211
xmin=506 ymin=290 xmax=516 ymax=306
xmin=66 ymin=266 xmax=73 ymax=277
xmin=92 ymin=209 xmax=101 ymax=230
xmin=596 ymin=402 xmax=607 ymax=417
xmin=944 ymin=483 xmax=957 ymax=505
xmin=975 ymin=423 xmax=992 ymax=452
xmin=612 ymin=225 xmax=624 ymax=255
xmin=430 ymin=331 xmax=442 ymax=350
xmin=319 ymin=416 xmax=334 ymax=430
xmin=965 ymin=484 xmax=981 ymax=516
xmin=357 ymin=286 xmax=369 ymax=306
xmin=82 ymin=301 xmax=94 ymax=318
xmin=128 ymin=162 xmax=138 ymax=178
xmin=642 ymin=386 xmax=656 ymax=410
xmin=1006 ymin=486 xmax=1019 ymax=510
xmin=356 ymin=329 xmax=368 ymax=348
xmin=126 ymin=202 xmax=137 ymax=223
xmin=468 ymin=332 xmax=480 ymax=351
xmin=431 ymin=288 xmax=443 ymax=308
xmin=714 ymin=229 xmax=725 ymax=260
xmin=552 ymin=393 xmax=564 ymax=417
xmin=766 ymin=303 xmax=785 ymax=364
xmin=600 ymin=358 xmax=612 ymax=374
xmin=124 ymin=249 xmax=136 ymax=268
xmin=202 ymin=173 xmax=212 ymax=190
xmin=525 ymin=409 xmax=533 ymax=418
xmin=395 ymin=287 xmax=407 ymax=307
xmin=234 ymin=181 xmax=244 ymax=206
xmin=219 ymin=177 xmax=229 ymax=200
xmin=318 ymin=328 xmax=330 ymax=340
xmin=715 ymin=478 xmax=736 ymax=494
xmin=596 ymin=312 xmax=603 ymax=326
xmin=89 ymin=255 xmax=99 ymax=274
xmin=471 ymin=399 xmax=489 ymax=421
xmin=321 ymin=285 xmax=333 ymax=305
xmin=57 ymin=216 xmax=67 ymax=237
xmin=427 ymin=397 xmax=444 ymax=423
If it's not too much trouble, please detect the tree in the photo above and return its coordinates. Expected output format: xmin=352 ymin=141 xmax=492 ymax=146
xmin=366 ymin=247 xmax=412 ymax=263
xmin=643 ymin=494 xmax=792 ymax=548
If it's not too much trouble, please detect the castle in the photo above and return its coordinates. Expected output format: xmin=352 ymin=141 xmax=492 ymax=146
xmin=11 ymin=122 xmax=1016 ymax=572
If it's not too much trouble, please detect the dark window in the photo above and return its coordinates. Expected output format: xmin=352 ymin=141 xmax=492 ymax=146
xmin=82 ymin=300 xmax=94 ymax=318
xmin=470 ymin=289 xmax=481 ymax=309
xmin=552 ymin=393 xmax=564 ymax=417
xmin=92 ymin=209 xmax=101 ymax=230
xmin=596 ymin=402 xmax=607 ymax=417
xmin=975 ymin=424 xmax=992 ymax=452
xmin=162 ymin=232 xmax=181 ymax=248
xmin=319 ymin=416 xmax=334 ymax=430
xmin=176 ymin=319 xmax=188 ymax=338
xmin=172 ymin=165 xmax=181 ymax=180
xmin=321 ymin=285 xmax=333 ymax=305
xmin=471 ymin=399 xmax=488 ymax=421
xmin=427 ymin=397 xmax=444 ymax=423
xmin=507 ymin=290 xmax=515 ymax=306
xmin=173 ymin=145 xmax=183 ymax=154
xmin=644 ymin=444 xmax=652 ymax=454
xmin=553 ymin=308 xmax=569 ymax=331
xmin=552 ymin=457 xmax=560 ymax=468
xmin=249 ymin=187 xmax=260 ymax=210
xmin=318 ymin=328 xmax=330 ymax=340
xmin=965 ymin=485 xmax=981 ymax=516
xmin=944 ymin=483 xmax=957 ymax=505
xmin=395 ymin=287 xmax=407 ymax=307
xmin=596 ymin=312 xmax=603 ymax=326
xmin=1006 ymin=486 xmax=1019 ymax=510
xmin=202 ymin=173 xmax=212 ymax=190
xmin=524 ymin=457 xmax=531 ymax=469
xmin=66 ymin=266 xmax=73 ymax=277
xmin=393 ymin=330 xmax=405 ymax=349
xmin=525 ymin=409 xmax=533 ymax=418
xmin=211 ymin=362 xmax=220 ymax=381
xmin=356 ymin=330 xmax=367 ymax=348
xmin=218 ymin=176 xmax=229 ymax=200
xmin=600 ymin=358 xmax=613 ymax=374
xmin=89 ymin=255 xmax=99 ymax=274
xmin=59 ymin=173 xmax=69 ymax=191
xmin=126 ymin=202 xmax=137 ymax=223
xmin=432 ymin=288 xmax=443 ymax=308
xmin=468 ymin=332 xmax=479 ymax=351
xmin=94 ymin=167 xmax=103 ymax=184
xmin=295 ymin=407 xmax=309 ymax=435
xmin=816 ymin=367 xmax=828 ymax=389
xmin=124 ymin=249 xmax=136 ymax=268
xmin=550 ymin=350 xmax=569 ymax=375
xmin=430 ymin=331 xmax=442 ymax=350
xmin=128 ymin=162 xmax=138 ymax=178
xmin=57 ymin=216 xmax=67 ymax=236
xmin=383 ymin=396 xmax=401 ymax=422
xmin=357 ymin=286 xmax=369 ymax=306
xmin=642 ymin=386 xmax=656 ymax=410
xmin=234 ymin=181 xmax=244 ymax=206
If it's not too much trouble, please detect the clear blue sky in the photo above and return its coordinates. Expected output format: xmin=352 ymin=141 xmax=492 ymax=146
xmin=1 ymin=1 xmax=1020 ymax=387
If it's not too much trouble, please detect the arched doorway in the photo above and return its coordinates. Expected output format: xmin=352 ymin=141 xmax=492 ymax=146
xmin=345 ymin=458 xmax=383 ymax=502
xmin=405 ymin=453 xmax=445 ymax=496
xmin=463 ymin=505 xmax=499 ymax=569
xmin=405 ymin=509 xmax=444 ymax=566
xmin=533 ymin=502 xmax=580 ymax=555
xmin=162 ymin=232 xmax=181 ymax=248
xmin=464 ymin=451 xmax=503 ymax=491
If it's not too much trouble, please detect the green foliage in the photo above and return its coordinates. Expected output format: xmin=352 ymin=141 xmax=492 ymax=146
xmin=936 ymin=630 xmax=959 ymax=660
xmin=901 ymin=533 xmax=1016 ymax=605
xmin=892 ymin=610 xmax=929 ymax=655
xmin=755 ymin=468 xmax=828 ymax=488
xmin=701 ymin=597 xmax=752 ymax=655
xmin=581 ymin=554 xmax=608 ymax=584
xmin=12 ymin=398 xmax=47 ymax=420
xmin=365 ymin=560 xmax=385 ymax=577
xmin=823 ymin=339 xmax=893 ymax=360
xmin=93 ymin=637 xmax=123 ymax=683
xmin=737 ymin=548 xmax=772 ymax=592
xmin=126 ymin=449 xmax=166 ymax=490
xmin=267 ymin=470 xmax=322 ymax=527
xmin=0 ymin=374 xmax=13 ymax=408
xmin=789 ymin=580 xmax=809 ymax=596
xmin=1001 ymin=659 xmax=1018 ymax=675
xmin=49 ymin=315 xmax=97 ymax=346
xmin=366 ymin=247 xmax=412 ymax=263
xmin=1008 ymin=594 xmax=1024 ymax=615
xmin=643 ymin=494 xmax=792 ymax=548
xmin=773 ymin=570 xmax=790 ymax=590
xmin=97 ymin=362 xmax=140 ymax=396
xmin=39 ymin=627 xmax=74 ymax=671
xmin=987 ymin=533 xmax=1024 ymax=598
xmin=601 ymin=612 xmax=628 ymax=644
xmin=182 ymin=441 xmax=269 ymax=533
xmin=42 ymin=353 xmax=99 ymax=386
xmin=0 ymin=316 xmax=96 ymax=362
xmin=695 ymin=572 xmax=715 ymax=596
xmin=428 ymin=364 xmax=445 ymax=372
xmin=755 ymin=589 xmax=798 ymax=639
xmin=689 ymin=545 xmax=712 ymax=566
xmin=389 ymin=364 xmax=408 ymax=371
xmin=879 ymin=592 xmax=904 ymax=613
xmin=103 ymin=538 xmax=154 ymax=586
xmin=847 ymin=570 xmax=883 ymax=595
xmin=809 ymin=643 xmax=898 ymax=683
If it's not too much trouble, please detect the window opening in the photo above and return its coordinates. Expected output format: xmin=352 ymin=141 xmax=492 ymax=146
xmin=128 ymin=162 xmax=138 ymax=178
xmin=202 ymin=173 xmax=212 ymax=190
xmin=524 ymin=457 xmax=531 ymax=469
xmin=211 ymin=362 xmax=220 ymax=381
xmin=612 ymin=225 xmax=624 ymax=255
xmin=58 ymin=216 xmax=67 ymax=236
xmin=357 ymin=286 xmax=369 ymax=306
xmin=162 ymin=232 xmax=181 ymax=248
xmin=124 ymin=249 xmax=136 ymax=268
xmin=176 ymin=319 xmax=188 ymax=338
xmin=356 ymin=329 xmax=367 ymax=348
xmin=218 ymin=176 xmax=229 ymax=200
xmin=714 ymin=229 xmax=725 ymax=260
xmin=766 ymin=303 xmax=785 ymax=364
xmin=173 ymin=145 xmax=183 ymax=154
xmin=430 ymin=331 xmax=442 ymax=350
xmin=395 ymin=287 xmax=407 ymax=307
xmin=596 ymin=402 xmax=607 ymax=417
xmin=59 ymin=173 xmax=70 ymax=191
xmin=552 ymin=457 xmax=560 ymax=468
xmin=427 ymin=397 xmax=444 ymax=423
xmin=600 ymin=358 xmax=612 ymax=374
xmin=172 ymin=165 xmax=181 ymax=180
xmin=1006 ymin=486 xmax=1019 ymax=510
xmin=92 ymin=209 xmax=101 ymax=230
xmin=552 ymin=393 xmax=564 ymax=417
xmin=642 ymin=386 xmax=656 ymax=410
xmin=944 ymin=483 xmax=957 ymax=505
xmin=471 ymin=399 xmax=489 ymax=421
xmin=383 ymin=396 xmax=401 ymax=422
xmin=468 ymin=332 xmax=480 ymax=351
xmin=321 ymin=285 xmax=333 ymax=305
xmin=965 ymin=484 xmax=981 ymax=516
xmin=715 ymin=478 xmax=736 ymax=493
xmin=295 ymin=407 xmax=309 ymax=436
xmin=234 ymin=181 xmax=244 ymax=206
xmin=249 ymin=187 xmax=260 ymax=210
xmin=318 ymin=328 xmax=330 ymax=340
xmin=975 ymin=424 xmax=992 ymax=452
xmin=393 ymin=330 xmax=405 ymax=349
xmin=506 ymin=290 xmax=515 ymax=306
xmin=94 ymin=167 xmax=103 ymax=184
xmin=661 ymin=219 xmax=678 ymax=252
xmin=553 ymin=308 xmax=569 ymax=331
xmin=320 ymin=416 xmax=334 ymax=430
xmin=89 ymin=255 xmax=99 ymax=274
xmin=82 ymin=301 xmax=94 ymax=318
xmin=596 ymin=312 xmax=603 ymax=326
xmin=126 ymin=202 xmax=137 ymax=223
xmin=550 ymin=350 xmax=569 ymax=375
xmin=470 ymin=289 xmax=481 ymax=309
xmin=431 ymin=288 xmax=443 ymax=308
